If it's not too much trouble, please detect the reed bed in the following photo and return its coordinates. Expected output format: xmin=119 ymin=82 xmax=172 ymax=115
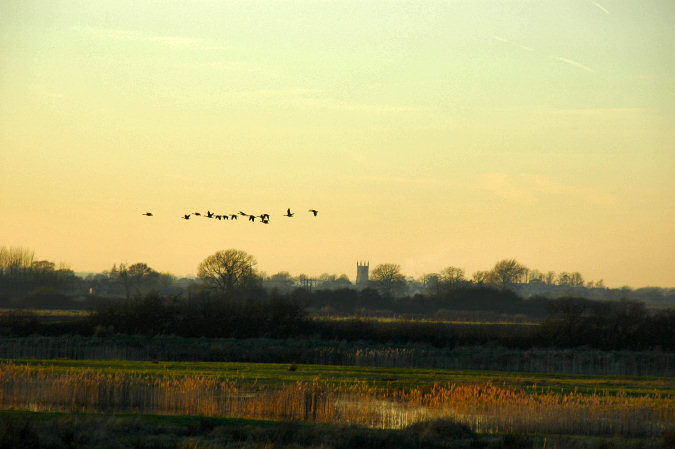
xmin=0 ymin=362 xmax=671 ymax=438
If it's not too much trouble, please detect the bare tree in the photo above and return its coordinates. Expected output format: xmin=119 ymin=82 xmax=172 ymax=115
xmin=420 ymin=273 xmax=440 ymax=295
xmin=556 ymin=271 xmax=584 ymax=287
xmin=490 ymin=259 xmax=527 ymax=290
xmin=570 ymin=272 xmax=584 ymax=287
xmin=472 ymin=270 xmax=491 ymax=284
xmin=544 ymin=271 xmax=556 ymax=286
xmin=439 ymin=266 xmax=466 ymax=288
xmin=128 ymin=263 xmax=160 ymax=296
xmin=110 ymin=263 xmax=131 ymax=299
xmin=527 ymin=269 xmax=544 ymax=284
xmin=370 ymin=263 xmax=406 ymax=296
xmin=0 ymin=246 xmax=35 ymax=279
xmin=197 ymin=249 xmax=260 ymax=296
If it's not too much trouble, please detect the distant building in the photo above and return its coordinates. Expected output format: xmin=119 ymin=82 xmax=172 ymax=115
xmin=356 ymin=261 xmax=369 ymax=288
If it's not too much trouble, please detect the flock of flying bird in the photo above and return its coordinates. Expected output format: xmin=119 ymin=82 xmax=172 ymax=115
xmin=141 ymin=208 xmax=318 ymax=224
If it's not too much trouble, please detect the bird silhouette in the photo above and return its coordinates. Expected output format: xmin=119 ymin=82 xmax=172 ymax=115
xmin=239 ymin=211 xmax=248 ymax=216
xmin=182 ymin=214 xmax=190 ymax=220
xmin=259 ymin=213 xmax=270 ymax=221
xmin=206 ymin=211 xmax=214 ymax=218
xmin=193 ymin=212 xmax=201 ymax=216
xmin=284 ymin=208 xmax=294 ymax=217
xmin=308 ymin=209 xmax=318 ymax=216
xmin=230 ymin=214 xmax=238 ymax=220
xmin=248 ymin=215 xmax=256 ymax=222
xmin=215 ymin=215 xmax=222 ymax=220
xmin=142 ymin=212 xmax=153 ymax=216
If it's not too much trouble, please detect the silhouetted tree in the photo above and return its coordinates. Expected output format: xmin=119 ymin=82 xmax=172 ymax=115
xmin=439 ymin=266 xmax=466 ymax=290
xmin=544 ymin=271 xmax=556 ymax=286
xmin=317 ymin=273 xmax=352 ymax=290
xmin=127 ymin=263 xmax=160 ymax=296
xmin=264 ymin=271 xmax=296 ymax=293
xmin=370 ymin=263 xmax=407 ymax=297
xmin=472 ymin=270 xmax=491 ymax=285
xmin=490 ymin=259 xmax=527 ymax=290
xmin=527 ymin=269 xmax=544 ymax=284
xmin=0 ymin=246 xmax=34 ymax=280
xmin=557 ymin=271 xmax=584 ymax=287
xmin=420 ymin=273 xmax=440 ymax=295
xmin=197 ymin=249 xmax=260 ymax=296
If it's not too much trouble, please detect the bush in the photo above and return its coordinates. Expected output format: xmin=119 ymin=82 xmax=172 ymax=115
xmin=500 ymin=432 xmax=532 ymax=449
xmin=661 ymin=428 xmax=675 ymax=449
xmin=405 ymin=419 xmax=476 ymax=448
xmin=0 ymin=418 xmax=41 ymax=449
xmin=16 ymin=287 xmax=74 ymax=310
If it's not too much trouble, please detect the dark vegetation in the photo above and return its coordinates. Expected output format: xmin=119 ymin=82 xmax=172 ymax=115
xmin=2 ymin=246 xmax=674 ymax=314
xmin=0 ymin=411 xmax=670 ymax=449
xmin=0 ymin=411 xmax=487 ymax=449
xmin=1 ymin=291 xmax=673 ymax=352
xmin=1 ymin=245 xmax=673 ymax=352
xmin=297 ymin=286 xmax=551 ymax=319
xmin=2 ymin=335 xmax=672 ymax=376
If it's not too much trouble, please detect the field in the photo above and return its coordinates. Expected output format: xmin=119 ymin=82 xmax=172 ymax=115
xmin=1 ymin=312 xmax=673 ymax=448
xmin=1 ymin=334 xmax=673 ymax=377
xmin=1 ymin=359 xmax=672 ymax=445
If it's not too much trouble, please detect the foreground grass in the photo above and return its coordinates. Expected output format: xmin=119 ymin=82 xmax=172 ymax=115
xmin=0 ymin=410 xmax=669 ymax=449
xmin=1 ymin=359 xmax=672 ymax=438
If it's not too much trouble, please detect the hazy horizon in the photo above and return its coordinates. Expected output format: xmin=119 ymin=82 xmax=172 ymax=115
xmin=2 ymin=1 xmax=673 ymax=289
xmin=22 ymin=246 xmax=675 ymax=290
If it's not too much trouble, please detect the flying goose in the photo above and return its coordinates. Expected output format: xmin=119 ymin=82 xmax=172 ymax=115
xmin=142 ymin=212 xmax=153 ymax=216
xmin=284 ymin=208 xmax=294 ymax=217
xmin=308 ymin=209 xmax=318 ymax=216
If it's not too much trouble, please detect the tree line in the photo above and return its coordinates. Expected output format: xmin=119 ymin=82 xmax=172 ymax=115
xmin=1 ymin=246 xmax=674 ymax=311
xmin=2 ymin=246 xmax=674 ymax=350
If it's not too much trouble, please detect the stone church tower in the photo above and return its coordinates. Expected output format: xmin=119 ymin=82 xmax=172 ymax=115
xmin=356 ymin=261 xmax=369 ymax=288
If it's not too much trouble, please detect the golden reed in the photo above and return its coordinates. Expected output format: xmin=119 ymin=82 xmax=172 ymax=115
xmin=0 ymin=363 xmax=671 ymax=437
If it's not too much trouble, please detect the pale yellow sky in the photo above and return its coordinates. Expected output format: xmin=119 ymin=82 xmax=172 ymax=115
xmin=1 ymin=1 xmax=674 ymax=287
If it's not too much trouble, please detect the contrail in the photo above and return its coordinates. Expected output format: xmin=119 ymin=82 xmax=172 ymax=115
xmin=556 ymin=57 xmax=595 ymax=73
xmin=493 ymin=35 xmax=534 ymax=52
xmin=590 ymin=1 xmax=610 ymax=14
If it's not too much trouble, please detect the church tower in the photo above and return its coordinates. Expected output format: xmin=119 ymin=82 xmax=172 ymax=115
xmin=356 ymin=261 xmax=369 ymax=288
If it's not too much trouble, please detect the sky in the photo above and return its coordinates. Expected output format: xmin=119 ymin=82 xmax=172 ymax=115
xmin=1 ymin=0 xmax=674 ymax=288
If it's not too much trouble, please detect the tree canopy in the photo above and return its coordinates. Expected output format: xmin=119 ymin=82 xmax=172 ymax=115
xmin=370 ymin=263 xmax=407 ymax=297
xmin=197 ymin=249 xmax=260 ymax=296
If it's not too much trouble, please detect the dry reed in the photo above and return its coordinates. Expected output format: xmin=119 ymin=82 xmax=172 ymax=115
xmin=0 ymin=362 xmax=671 ymax=437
